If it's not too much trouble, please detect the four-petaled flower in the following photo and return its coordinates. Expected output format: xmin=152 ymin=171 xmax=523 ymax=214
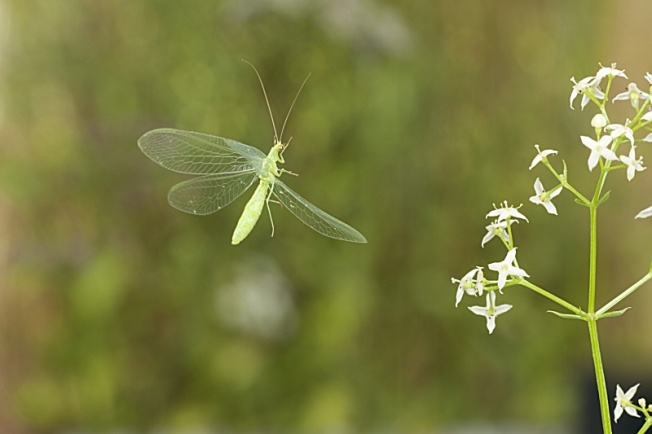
xmin=529 ymin=178 xmax=562 ymax=214
xmin=468 ymin=291 xmax=512 ymax=334
xmin=570 ymin=76 xmax=600 ymax=110
xmin=452 ymin=267 xmax=484 ymax=307
xmin=612 ymin=82 xmax=650 ymax=108
xmin=529 ymin=144 xmax=558 ymax=170
xmin=581 ymin=135 xmax=618 ymax=171
xmin=486 ymin=202 xmax=529 ymax=223
xmin=614 ymin=383 xmax=640 ymax=423
xmin=481 ymin=220 xmax=510 ymax=247
xmin=605 ymin=122 xmax=635 ymax=146
xmin=595 ymin=64 xmax=628 ymax=83
xmin=619 ymin=146 xmax=645 ymax=181
xmin=488 ymin=248 xmax=529 ymax=290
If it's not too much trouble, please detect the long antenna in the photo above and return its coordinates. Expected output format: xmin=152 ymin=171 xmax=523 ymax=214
xmin=242 ymin=59 xmax=278 ymax=141
xmin=279 ymin=73 xmax=311 ymax=143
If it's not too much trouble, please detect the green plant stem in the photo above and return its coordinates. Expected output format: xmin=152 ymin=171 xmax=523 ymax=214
xmin=637 ymin=418 xmax=652 ymax=434
xmin=588 ymin=205 xmax=598 ymax=313
xmin=597 ymin=272 xmax=652 ymax=316
xmin=563 ymin=182 xmax=590 ymax=205
xmin=589 ymin=166 xmax=610 ymax=432
xmin=544 ymin=161 xmax=590 ymax=205
xmin=519 ymin=280 xmax=583 ymax=315
xmin=588 ymin=318 xmax=611 ymax=434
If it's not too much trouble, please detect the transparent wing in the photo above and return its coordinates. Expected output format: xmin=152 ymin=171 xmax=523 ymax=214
xmin=168 ymin=170 xmax=258 ymax=215
xmin=272 ymin=179 xmax=367 ymax=243
xmin=138 ymin=128 xmax=266 ymax=175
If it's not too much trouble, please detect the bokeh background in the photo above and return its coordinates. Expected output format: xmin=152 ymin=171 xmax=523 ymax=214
xmin=1 ymin=0 xmax=652 ymax=432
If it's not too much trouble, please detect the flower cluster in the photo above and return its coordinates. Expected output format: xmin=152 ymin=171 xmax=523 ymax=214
xmin=453 ymin=63 xmax=652 ymax=335
xmin=532 ymin=64 xmax=652 ymax=217
xmin=452 ymin=201 xmax=529 ymax=333
xmin=453 ymin=62 xmax=652 ymax=433
xmin=569 ymin=65 xmax=651 ymax=207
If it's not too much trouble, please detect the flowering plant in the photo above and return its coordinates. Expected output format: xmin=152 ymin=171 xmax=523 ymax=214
xmin=452 ymin=64 xmax=652 ymax=433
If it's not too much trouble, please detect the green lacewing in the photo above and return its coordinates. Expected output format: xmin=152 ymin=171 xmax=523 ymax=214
xmin=138 ymin=62 xmax=367 ymax=245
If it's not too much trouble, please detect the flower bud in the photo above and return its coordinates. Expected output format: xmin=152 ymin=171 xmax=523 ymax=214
xmin=591 ymin=114 xmax=607 ymax=129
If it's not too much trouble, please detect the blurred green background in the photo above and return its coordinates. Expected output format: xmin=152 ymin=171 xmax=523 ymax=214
xmin=1 ymin=0 xmax=652 ymax=432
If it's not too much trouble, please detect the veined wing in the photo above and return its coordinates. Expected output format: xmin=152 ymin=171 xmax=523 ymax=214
xmin=273 ymin=179 xmax=367 ymax=243
xmin=168 ymin=170 xmax=258 ymax=215
xmin=138 ymin=128 xmax=266 ymax=175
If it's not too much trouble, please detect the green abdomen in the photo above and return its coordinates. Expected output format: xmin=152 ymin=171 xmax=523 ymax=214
xmin=231 ymin=181 xmax=268 ymax=245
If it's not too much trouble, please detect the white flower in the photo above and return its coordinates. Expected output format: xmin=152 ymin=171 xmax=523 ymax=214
xmin=645 ymin=72 xmax=652 ymax=85
xmin=614 ymin=383 xmax=640 ymax=422
xmin=529 ymin=144 xmax=558 ymax=170
xmin=620 ymin=146 xmax=645 ymax=181
xmin=529 ymin=178 xmax=563 ymax=214
xmin=468 ymin=291 xmax=512 ymax=334
xmin=486 ymin=202 xmax=529 ymax=223
xmin=488 ymin=248 xmax=529 ymax=290
xmin=482 ymin=220 xmax=510 ymax=247
xmin=605 ymin=122 xmax=635 ymax=146
xmin=581 ymin=135 xmax=619 ymax=171
xmin=570 ymin=76 xmax=597 ymax=110
xmin=452 ymin=267 xmax=483 ymax=307
xmin=642 ymin=111 xmax=652 ymax=122
xmin=613 ymin=83 xmax=650 ymax=108
xmin=595 ymin=63 xmax=628 ymax=82
xmin=635 ymin=205 xmax=652 ymax=219
xmin=643 ymin=133 xmax=652 ymax=143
